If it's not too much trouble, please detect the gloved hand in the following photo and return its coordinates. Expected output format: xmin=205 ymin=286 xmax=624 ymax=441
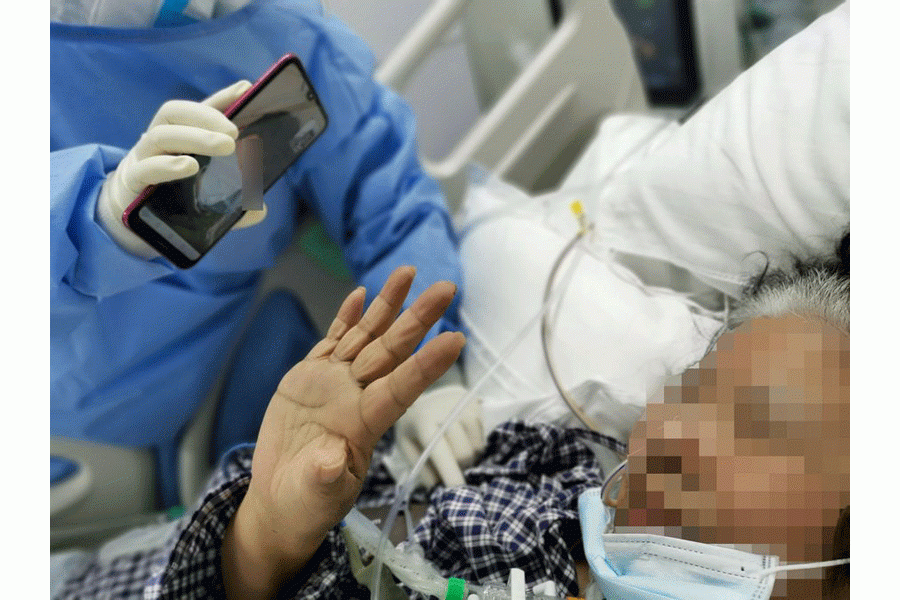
xmin=221 ymin=267 xmax=466 ymax=597
xmin=96 ymin=80 xmax=268 ymax=258
xmin=388 ymin=363 xmax=485 ymax=488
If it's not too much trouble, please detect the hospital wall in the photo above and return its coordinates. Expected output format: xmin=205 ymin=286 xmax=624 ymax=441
xmin=321 ymin=0 xmax=483 ymax=161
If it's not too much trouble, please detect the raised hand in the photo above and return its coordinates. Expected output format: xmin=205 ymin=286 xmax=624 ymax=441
xmin=222 ymin=266 xmax=465 ymax=599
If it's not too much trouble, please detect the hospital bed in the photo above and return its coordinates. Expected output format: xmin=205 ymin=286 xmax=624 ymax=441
xmin=52 ymin=0 xmax=847 ymax=552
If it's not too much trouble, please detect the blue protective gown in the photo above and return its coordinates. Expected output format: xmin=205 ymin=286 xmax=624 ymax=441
xmin=50 ymin=0 xmax=462 ymax=504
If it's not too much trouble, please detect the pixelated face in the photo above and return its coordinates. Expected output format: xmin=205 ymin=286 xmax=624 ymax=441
xmin=613 ymin=314 xmax=849 ymax=600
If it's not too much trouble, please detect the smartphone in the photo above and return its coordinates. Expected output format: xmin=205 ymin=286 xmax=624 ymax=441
xmin=123 ymin=54 xmax=329 ymax=268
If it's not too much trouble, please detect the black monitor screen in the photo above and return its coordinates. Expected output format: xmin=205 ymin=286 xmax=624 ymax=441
xmin=611 ymin=0 xmax=701 ymax=105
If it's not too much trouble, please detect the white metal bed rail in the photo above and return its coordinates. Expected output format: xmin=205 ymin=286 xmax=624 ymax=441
xmin=376 ymin=0 xmax=647 ymax=212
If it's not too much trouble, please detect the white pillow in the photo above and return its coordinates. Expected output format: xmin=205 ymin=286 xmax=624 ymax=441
xmin=458 ymin=173 xmax=723 ymax=441
xmin=583 ymin=3 xmax=849 ymax=298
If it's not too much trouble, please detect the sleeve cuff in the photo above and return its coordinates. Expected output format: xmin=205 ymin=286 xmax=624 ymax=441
xmin=148 ymin=445 xmax=358 ymax=600
xmin=149 ymin=447 xmax=253 ymax=598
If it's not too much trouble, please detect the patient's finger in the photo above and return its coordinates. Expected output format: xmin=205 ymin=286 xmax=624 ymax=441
xmin=331 ymin=267 xmax=416 ymax=362
xmin=350 ymin=280 xmax=457 ymax=384
xmin=308 ymin=286 xmax=366 ymax=359
xmin=360 ymin=331 xmax=465 ymax=444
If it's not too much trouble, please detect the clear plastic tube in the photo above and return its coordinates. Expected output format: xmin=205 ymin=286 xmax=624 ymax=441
xmin=344 ymin=507 xmax=569 ymax=600
xmin=467 ymin=582 xmax=564 ymax=600
xmin=342 ymin=507 xmax=449 ymax=598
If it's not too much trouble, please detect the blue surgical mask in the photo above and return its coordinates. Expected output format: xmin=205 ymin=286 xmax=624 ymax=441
xmin=578 ymin=465 xmax=849 ymax=600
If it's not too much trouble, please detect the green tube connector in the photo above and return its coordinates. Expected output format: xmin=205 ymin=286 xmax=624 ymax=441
xmin=446 ymin=577 xmax=467 ymax=600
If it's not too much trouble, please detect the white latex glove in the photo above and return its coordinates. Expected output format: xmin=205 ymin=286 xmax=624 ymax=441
xmin=96 ymin=80 xmax=268 ymax=258
xmin=387 ymin=363 xmax=485 ymax=488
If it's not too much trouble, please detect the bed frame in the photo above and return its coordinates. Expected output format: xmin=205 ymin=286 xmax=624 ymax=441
xmin=376 ymin=0 xmax=647 ymax=212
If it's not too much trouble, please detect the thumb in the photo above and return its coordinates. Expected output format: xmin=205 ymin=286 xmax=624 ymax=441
xmin=292 ymin=434 xmax=357 ymax=510
xmin=280 ymin=433 xmax=359 ymax=541
xmin=313 ymin=434 xmax=350 ymax=486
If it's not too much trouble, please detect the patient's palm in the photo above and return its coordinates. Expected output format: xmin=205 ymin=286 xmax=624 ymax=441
xmin=243 ymin=267 xmax=465 ymax=554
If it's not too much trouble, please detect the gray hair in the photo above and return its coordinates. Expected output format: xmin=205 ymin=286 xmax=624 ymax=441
xmin=727 ymin=231 xmax=850 ymax=333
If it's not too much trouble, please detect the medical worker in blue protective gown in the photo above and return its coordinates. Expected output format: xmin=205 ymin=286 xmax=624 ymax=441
xmin=50 ymin=0 xmax=465 ymax=508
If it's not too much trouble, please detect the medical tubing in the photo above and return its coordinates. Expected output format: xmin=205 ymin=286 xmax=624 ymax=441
xmin=701 ymin=294 xmax=732 ymax=358
xmin=465 ymin=110 xmax=725 ymax=321
xmin=404 ymin=505 xmax=414 ymax=538
xmin=342 ymin=507 xmax=450 ymax=598
xmin=538 ymin=225 xmax=635 ymax=454
xmin=574 ymin=239 xmax=728 ymax=322
xmin=540 ymin=230 xmax=602 ymax=434
xmin=344 ymin=508 xmax=571 ymax=600
xmin=466 ymin=582 xmax=565 ymax=600
xmin=459 ymin=307 xmax=546 ymax=399
xmin=600 ymin=459 xmax=629 ymax=506
xmin=343 ymin=514 xmax=563 ymax=600
xmin=370 ymin=245 xmax=585 ymax=600
xmin=458 ymin=181 xmax=598 ymax=238
xmin=540 ymin=202 xmax=728 ymax=439
xmin=539 ymin=233 xmax=710 ymax=452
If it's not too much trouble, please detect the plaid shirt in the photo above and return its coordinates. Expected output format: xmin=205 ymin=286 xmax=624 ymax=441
xmin=53 ymin=422 xmax=608 ymax=599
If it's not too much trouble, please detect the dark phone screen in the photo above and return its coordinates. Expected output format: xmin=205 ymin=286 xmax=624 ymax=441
xmin=134 ymin=60 xmax=328 ymax=262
